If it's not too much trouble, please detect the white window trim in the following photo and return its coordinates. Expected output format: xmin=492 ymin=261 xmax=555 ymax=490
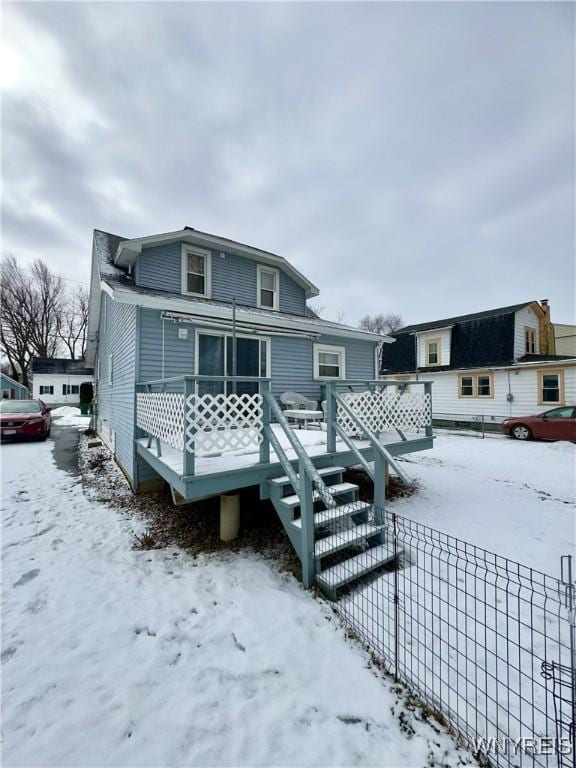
xmin=181 ymin=244 xmax=212 ymax=298
xmin=313 ymin=343 xmax=346 ymax=380
xmin=257 ymin=264 xmax=280 ymax=311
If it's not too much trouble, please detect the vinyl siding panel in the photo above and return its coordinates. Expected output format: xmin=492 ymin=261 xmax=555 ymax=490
xmin=137 ymin=243 xmax=181 ymax=293
xmin=135 ymin=242 xmax=307 ymax=315
xmin=514 ymin=306 xmax=540 ymax=358
xmin=382 ymin=365 xmax=576 ymax=421
xmin=96 ymin=293 xmax=137 ymax=483
xmin=138 ymin=309 xmax=195 ymax=382
xmin=271 ymin=334 xmax=377 ymax=402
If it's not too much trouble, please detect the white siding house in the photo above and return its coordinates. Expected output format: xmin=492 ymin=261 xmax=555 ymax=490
xmin=381 ymin=301 xmax=576 ymax=425
xmin=31 ymin=358 xmax=94 ymax=407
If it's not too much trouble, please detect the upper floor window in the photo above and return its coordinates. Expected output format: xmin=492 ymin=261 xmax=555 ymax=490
xmin=425 ymin=338 xmax=441 ymax=366
xmin=525 ymin=327 xmax=537 ymax=354
xmin=181 ymin=245 xmax=211 ymax=298
xmin=257 ymin=265 xmax=279 ymax=311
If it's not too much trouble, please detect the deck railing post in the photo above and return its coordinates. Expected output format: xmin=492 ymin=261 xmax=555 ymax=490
xmin=326 ymin=381 xmax=337 ymax=454
xmin=183 ymin=377 xmax=195 ymax=477
xmin=299 ymin=464 xmax=316 ymax=589
xmin=260 ymin=380 xmax=271 ymax=465
xmin=424 ymin=381 xmax=433 ymax=437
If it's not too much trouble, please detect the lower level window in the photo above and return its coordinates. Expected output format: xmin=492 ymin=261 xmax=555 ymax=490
xmin=63 ymin=384 xmax=79 ymax=396
xmin=313 ymin=344 xmax=345 ymax=380
xmin=539 ymin=371 xmax=563 ymax=404
xmin=458 ymin=373 xmax=493 ymax=398
xmin=39 ymin=385 xmax=54 ymax=395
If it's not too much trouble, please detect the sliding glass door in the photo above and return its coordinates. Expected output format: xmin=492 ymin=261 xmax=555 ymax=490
xmin=197 ymin=332 xmax=268 ymax=396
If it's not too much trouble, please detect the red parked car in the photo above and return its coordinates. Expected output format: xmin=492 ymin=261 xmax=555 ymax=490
xmin=501 ymin=406 xmax=576 ymax=441
xmin=0 ymin=399 xmax=51 ymax=441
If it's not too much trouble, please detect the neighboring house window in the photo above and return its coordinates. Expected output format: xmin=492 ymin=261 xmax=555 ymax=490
xmin=2 ymin=390 xmax=9 ymax=399
xmin=39 ymin=385 xmax=54 ymax=395
xmin=257 ymin=265 xmax=279 ymax=310
xmin=62 ymin=384 xmax=80 ymax=395
xmin=181 ymin=245 xmax=211 ymax=297
xmin=108 ymin=355 xmax=113 ymax=385
xmin=538 ymin=370 xmax=563 ymax=405
xmin=459 ymin=375 xmax=474 ymax=397
xmin=313 ymin=344 xmax=346 ymax=380
xmin=457 ymin=373 xmax=494 ymax=398
xmin=424 ymin=338 xmax=441 ymax=366
xmin=525 ymin=327 xmax=537 ymax=354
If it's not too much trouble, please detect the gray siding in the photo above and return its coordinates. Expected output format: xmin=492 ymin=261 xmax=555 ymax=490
xmin=136 ymin=242 xmax=306 ymax=315
xmin=97 ymin=293 xmax=138 ymax=483
xmin=138 ymin=309 xmax=195 ymax=382
xmin=271 ymin=334 xmax=377 ymax=401
xmin=0 ymin=376 xmax=29 ymax=399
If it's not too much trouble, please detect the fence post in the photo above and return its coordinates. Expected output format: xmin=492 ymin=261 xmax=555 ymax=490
xmin=326 ymin=381 xmax=337 ymax=454
xmin=183 ymin=377 xmax=195 ymax=476
xmin=260 ymin=380 xmax=271 ymax=465
xmin=392 ymin=511 xmax=399 ymax=682
xmin=374 ymin=451 xmax=386 ymax=525
xmin=424 ymin=382 xmax=433 ymax=438
xmin=300 ymin=466 xmax=316 ymax=589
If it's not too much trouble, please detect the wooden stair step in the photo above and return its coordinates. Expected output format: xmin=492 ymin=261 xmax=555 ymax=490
xmin=316 ymin=543 xmax=397 ymax=597
xmin=291 ymin=500 xmax=372 ymax=530
xmin=314 ymin=523 xmax=382 ymax=558
xmin=278 ymin=482 xmax=358 ymax=510
xmin=268 ymin=466 xmax=346 ymax=488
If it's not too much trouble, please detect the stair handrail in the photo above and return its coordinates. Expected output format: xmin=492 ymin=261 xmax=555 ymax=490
xmin=333 ymin=391 xmax=411 ymax=486
xmin=263 ymin=390 xmax=336 ymax=509
xmin=264 ymin=424 xmax=301 ymax=496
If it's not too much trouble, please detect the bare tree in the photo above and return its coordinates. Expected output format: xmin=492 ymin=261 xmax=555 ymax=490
xmin=359 ymin=312 xmax=403 ymax=335
xmin=0 ymin=255 xmax=65 ymax=387
xmin=58 ymin=286 xmax=89 ymax=359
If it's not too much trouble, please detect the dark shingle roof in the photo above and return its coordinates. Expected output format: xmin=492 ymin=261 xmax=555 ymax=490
xmin=31 ymin=358 xmax=94 ymax=376
xmin=516 ymin=354 xmax=576 ymax=363
xmin=395 ymin=302 xmax=534 ymax=335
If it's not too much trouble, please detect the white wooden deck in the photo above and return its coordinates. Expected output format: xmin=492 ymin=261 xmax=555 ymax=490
xmin=136 ymin=425 xmax=419 ymax=478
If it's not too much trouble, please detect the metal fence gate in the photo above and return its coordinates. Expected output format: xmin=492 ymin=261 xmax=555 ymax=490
xmin=323 ymin=510 xmax=576 ymax=768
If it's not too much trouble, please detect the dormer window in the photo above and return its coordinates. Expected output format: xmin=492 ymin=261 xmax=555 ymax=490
xmin=257 ymin=265 xmax=279 ymax=310
xmin=181 ymin=245 xmax=211 ymax=298
xmin=525 ymin=327 xmax=537 ymax=354
xmin=425 ymin=338 xmax=441 ymax=366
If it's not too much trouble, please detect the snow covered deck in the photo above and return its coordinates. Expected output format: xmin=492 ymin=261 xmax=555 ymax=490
xmin=136 ymin=424 xmax=426 ymax=477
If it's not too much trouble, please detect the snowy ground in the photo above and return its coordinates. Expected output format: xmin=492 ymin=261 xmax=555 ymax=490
xmin=1 ymin=421 xmax=472 ymax=768
xmin=392 ymin=430 xmax=575 ymax=576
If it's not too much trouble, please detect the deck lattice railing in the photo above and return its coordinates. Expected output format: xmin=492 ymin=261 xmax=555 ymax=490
xmin=135 ymin=377 xmax=434 ymax=479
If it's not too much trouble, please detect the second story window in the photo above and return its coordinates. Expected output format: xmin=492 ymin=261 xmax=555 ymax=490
xmin=525 ymin=327 xmax=537 ymax=354
xmin=257 ymin=265 xmax=279 ymax=310
xmin=425 ymin=338 xmax=441 ymax=366
xmin=182 ymin=246 xmax=211 ymax=298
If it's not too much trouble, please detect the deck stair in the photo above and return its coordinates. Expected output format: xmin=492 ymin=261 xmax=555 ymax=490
xmin=267 ymin=465 xmax=398 ymax=600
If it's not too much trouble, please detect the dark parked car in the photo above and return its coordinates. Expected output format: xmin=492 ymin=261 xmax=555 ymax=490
xmin=501 ymin=406 xmax=576 ymax=441
xmin=0 ymin=399 xmax=51 ymax=441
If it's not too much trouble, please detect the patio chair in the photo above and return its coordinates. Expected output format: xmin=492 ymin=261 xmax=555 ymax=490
xmin=280 ymin=392 xmax=324 ymax=429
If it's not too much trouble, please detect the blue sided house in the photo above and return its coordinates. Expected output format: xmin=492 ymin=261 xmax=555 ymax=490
xmin=0 ymin=373 xmax=30 ymax=400
xmin=86 ymin=227 xmax=433 ymax=596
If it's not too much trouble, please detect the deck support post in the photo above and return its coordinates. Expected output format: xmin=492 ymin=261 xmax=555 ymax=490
xmin=183 ymin=378 xmax=195 ymax=477
xmin=374 ymin=452 xmax=386 ymax=525
xmin=326 ymin=382 xmax=337 ymax=454
xmin=260 ymin=380 xmax=271 ymax=465
xmin=300 ymin=465 xmax=316 ymax=589
xmin=220 ymin=494 xmax=240 ymax=542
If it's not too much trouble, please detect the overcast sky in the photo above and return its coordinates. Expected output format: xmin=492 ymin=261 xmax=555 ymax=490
xmin=2 ymin=1 xmax=574 ymax=326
